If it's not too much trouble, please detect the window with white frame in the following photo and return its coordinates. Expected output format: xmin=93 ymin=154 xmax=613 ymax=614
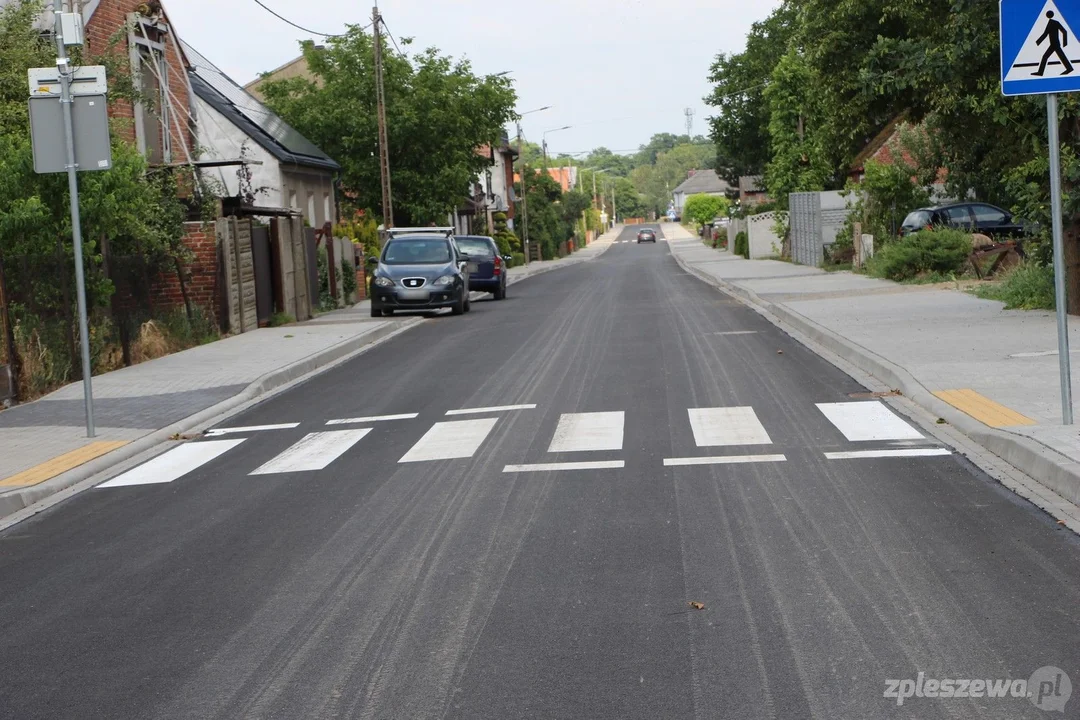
xmin=128 ymin=15 xmax=174 ymax=165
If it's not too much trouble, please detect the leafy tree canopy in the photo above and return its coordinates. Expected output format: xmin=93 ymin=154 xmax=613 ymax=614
xmin=260 ymin=27 xmax=517 ymax=226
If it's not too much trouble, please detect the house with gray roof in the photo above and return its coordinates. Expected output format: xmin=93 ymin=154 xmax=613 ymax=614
xmin=182 ymin=40 xmax=341 ymax=227
xmin=671 ymin=169 xmax=732 ymax=215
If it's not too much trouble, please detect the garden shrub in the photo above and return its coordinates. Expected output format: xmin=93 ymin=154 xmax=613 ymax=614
xmin=866 ymin=229 xmax=970 ymax=281
xmin=972 ymin=261 xmax=1055 ymax=310
xmin=734 ymin=231 xmax=749 ymax=259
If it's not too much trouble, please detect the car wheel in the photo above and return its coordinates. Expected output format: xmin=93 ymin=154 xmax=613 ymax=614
xmin=495 ymin=280 xmax=506 ymax=300
xmin=452 ymin=290 xmax=466 ymax=316
xmin=384 ymin=308 xmax=394 ymax=316
xmin=371 ymin=306 xmax=383 ymax=318
xmin=464 ymin=293 xmax=471 ymax=313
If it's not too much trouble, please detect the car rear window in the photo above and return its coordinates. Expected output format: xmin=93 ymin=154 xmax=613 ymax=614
xmin=456 ymin=238 xmax=495 ymax=257
xmin=382 ymin=239 xmax=451 ymax=264
xmin=902 ymin=210 xmax=933 ymax=229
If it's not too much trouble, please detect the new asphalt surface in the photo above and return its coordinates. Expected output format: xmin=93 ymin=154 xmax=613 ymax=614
xmin=1 ymin=226 xmax=1079 ymax=719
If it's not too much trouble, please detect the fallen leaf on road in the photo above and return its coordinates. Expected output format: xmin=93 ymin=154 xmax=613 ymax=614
xmin=169 ymin=433 xmax=195 ymax=441
xmin=1059 ymin=520 xmax=1068 ymax=525
xmin=936 ymin=418 xmax=947 ymax=425
xmin=777 ymin=350 xmax=784 ymax=355
xmin=284 ymin=334 xmax=294 ymax=339
xmin=688 ymin=601 xmax=705 ymax=610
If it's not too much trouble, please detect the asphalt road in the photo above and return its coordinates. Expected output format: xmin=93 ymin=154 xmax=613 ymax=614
xmin=2 ymin=225 xmax=1080 ymax=719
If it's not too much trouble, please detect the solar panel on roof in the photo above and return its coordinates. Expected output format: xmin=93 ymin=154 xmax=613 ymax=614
xmin=181 ymin=40 xmax=332 ymax=162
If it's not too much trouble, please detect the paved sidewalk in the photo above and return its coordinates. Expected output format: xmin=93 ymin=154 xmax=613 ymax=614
xmin=0 ymin=226 xmax=620 ymax=519
xmin=664 ymin=222 xmax=1080 ymax=508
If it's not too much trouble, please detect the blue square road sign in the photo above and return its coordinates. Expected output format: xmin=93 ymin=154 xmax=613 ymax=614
xmin=1002 ymin=0 xmax=1080 ymax=95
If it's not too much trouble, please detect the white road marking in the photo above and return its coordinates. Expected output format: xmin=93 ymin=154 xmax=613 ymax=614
xmin=251 ymin=430 xmax=371 ymax=475
xmin=445 ymin=404 xmax=537 ymax=416
xmin=503 ymin=461 xmax=625 ymax=473
xmin=398 ymin=418 xmax=499 ymax=463
xmin=98 ymin=439 xmax=245 ymax=488
xmin=326 ymin=413 xmax=419 ymax=425
xmin=688 ymin=407 xmax=773 ymax=447
xmin=664 ymin=454 xmax=787 ymax=467
xmin=712 ymin=331 xmax=759 ymax=336
xmin=548 ymin=412 xmax=625 ymax=453
xmin=825 ymin=449 xmax=952 ymax=460
xmin=204 ymin=423 xmax=300 ymax=436
xmin=816 ymin=401 xmax=924 ymax=442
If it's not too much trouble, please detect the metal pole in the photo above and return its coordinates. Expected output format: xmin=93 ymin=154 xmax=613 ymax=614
xmin=373 ymin=6 xmax=393 ymax=228
xmin=517 ymin=122 xmax=530 ymax=266
xmin=55 ymin=15 xmax=95 ymax=437
xmin=1048 ymin=93 xmax=1073 ymax=424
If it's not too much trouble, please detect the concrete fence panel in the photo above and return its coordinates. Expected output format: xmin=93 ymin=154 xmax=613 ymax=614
xmin=747 ymin=212 xmax=785 ymax=259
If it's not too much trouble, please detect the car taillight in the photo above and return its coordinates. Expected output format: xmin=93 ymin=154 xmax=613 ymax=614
xmin=494 ymin=255 xmax=502 ymax=276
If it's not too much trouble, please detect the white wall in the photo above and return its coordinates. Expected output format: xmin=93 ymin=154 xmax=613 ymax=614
xmin=193 ymin=95 xmax=282 ymax=209
xmin=747 ymin=212 xmax=785 ymax=259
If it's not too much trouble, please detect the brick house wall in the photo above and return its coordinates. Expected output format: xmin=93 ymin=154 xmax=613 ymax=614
xmin=152 ymin=223 xmax=219 ymax=313
xmin=83 ymin=0 xmax=195 ymax=160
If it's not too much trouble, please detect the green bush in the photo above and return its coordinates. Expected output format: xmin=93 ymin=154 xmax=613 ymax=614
xmin=866 ymin=229 xmax=970 ymax=281
xmin=972 ymin=261 xmax=1055 ymax=310
xmin=510 ymin=252 xmax=525 ymax=267
xmin=734 ymin=231 xmax=749 ymax=259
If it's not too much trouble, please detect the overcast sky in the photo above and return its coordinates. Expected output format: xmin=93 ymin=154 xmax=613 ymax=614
xmin=166 ymin=0 xmax=782 ymax=157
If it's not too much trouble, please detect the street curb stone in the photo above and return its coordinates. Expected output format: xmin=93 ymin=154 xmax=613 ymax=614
xmin=669 ymin=241 xmax=1080 ymax=507
xmin=0 ymin=318 xmax=419 ymax=521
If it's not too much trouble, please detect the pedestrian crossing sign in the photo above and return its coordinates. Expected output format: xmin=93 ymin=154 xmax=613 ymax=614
xmin=1002 ymin=0 xmax=1080 ymax=95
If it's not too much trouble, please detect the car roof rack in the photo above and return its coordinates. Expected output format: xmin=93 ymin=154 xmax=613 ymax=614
xmin=386 ymin=227 xmax=455 ymax=238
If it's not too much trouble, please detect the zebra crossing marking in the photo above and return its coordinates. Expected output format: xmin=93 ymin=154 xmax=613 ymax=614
xmin=446 ymin=404 xmax=537 ymax=416
xmin=816 ymin=402 xmax=924 ymax=442
xmin=98 ymin=439 xmax=246 ymax=488
xmin=688 ymin=407 xmax=772 ymax=447
xmin=250 ymin=430 xmax=371 ymax=475
xmin=548 ymin=412 xmax=624 ymax=453
xmin=398 ymin=418 xmax=499 ymax=463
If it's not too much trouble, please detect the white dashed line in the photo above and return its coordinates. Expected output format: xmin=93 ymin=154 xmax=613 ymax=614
xmin=503 ymin=461 xmax=625 ymax=473
xmin=824 ymin=449 xmax=951 ymax=460
xmin=326 ymin=413 xmax=419 ymax=425
xmin=445 ymin=404 xmax=537 ymax=416
xmin=664 ymin=454 xmax=787 ymax=467
xmin=205 ymin=423 xmax=300 ymax=436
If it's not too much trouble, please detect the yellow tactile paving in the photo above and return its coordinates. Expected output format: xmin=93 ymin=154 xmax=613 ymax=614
xmin=933 ymin=389 xmax=1037 ymax=429
xmin=0 ymin=441 xmax=129 ymax=488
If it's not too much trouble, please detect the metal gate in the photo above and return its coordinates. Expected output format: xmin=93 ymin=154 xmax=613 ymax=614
xmin=251 ymin=225 xmax=273 ymax=327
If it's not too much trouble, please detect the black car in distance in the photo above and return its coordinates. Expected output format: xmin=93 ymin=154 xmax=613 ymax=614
xmin=368 ymin=228 xmax=471 ymax=317
xmin=455 ymin=235 xmax=513 ymax=300
xmin=899 ymin=202 xmax=1035 ymax=241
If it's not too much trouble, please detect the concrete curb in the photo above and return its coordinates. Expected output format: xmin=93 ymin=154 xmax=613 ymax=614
xmin=669 ymin=243 xmax=1080 ymax=507
xmin=0 ymin=318 xmax=420 ymax=521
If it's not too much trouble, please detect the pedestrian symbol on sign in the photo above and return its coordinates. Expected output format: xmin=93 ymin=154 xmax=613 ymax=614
xmin=1005 ymin=1 xmax=1080 ymax=82
xmin=1034 ymin=11 xmax=1074 ymax=75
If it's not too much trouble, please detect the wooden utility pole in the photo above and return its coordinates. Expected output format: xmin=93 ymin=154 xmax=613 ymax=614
xmin=373 ymin=5 xmax=393 ymax=229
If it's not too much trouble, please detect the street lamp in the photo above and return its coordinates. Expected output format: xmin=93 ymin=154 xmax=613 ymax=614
xmin=516 ymin=106 xmax=552 ymax=266
xmin=540 ymin=126 xmax=574 ymax=167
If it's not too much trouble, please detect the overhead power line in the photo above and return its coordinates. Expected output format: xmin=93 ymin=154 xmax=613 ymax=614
xmin=249 ymin=0 xmax=370 ymax=38
xmin=379 ymin=18 xmax=403 ymax=55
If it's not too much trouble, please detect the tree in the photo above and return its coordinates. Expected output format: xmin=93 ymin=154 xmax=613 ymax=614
xmin=706 ymin=2 xmax=800 ymax=184
xmin=683 ymin=194 xmax=731 ymax=226
xmin=260 ymin=27 xmax=517 ymax=227
xmin=613 ymin=177 xmax=648 ymax=220
xmin=763 ymin=49 xmax=832 ymax=207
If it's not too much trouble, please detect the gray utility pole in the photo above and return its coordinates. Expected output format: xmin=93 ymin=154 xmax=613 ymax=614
xmin=1047 ymin=94 xmax=1073 ymax=424
xmin=611 ymin=183 xmax=617 ymax=225
xmin=55 ymin=11 xmax=96 ymax=438
xmin=373 ymin=6 xmax=393 ymax=229
xmin=517 ymin=122 xmax=530 ymax=265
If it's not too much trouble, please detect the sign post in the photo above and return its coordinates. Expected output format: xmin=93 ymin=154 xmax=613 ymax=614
xmin=27 ymin=14 xmax=111 ymax=438
xmin=1001 ymin=0 xmax=1080 ymax=424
